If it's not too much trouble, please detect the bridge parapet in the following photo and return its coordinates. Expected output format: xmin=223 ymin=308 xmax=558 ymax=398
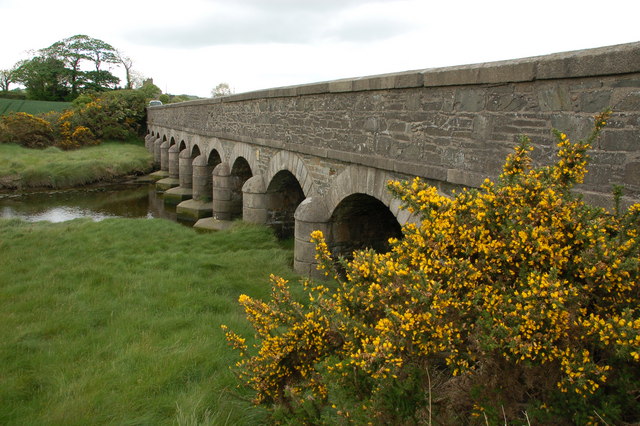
xmin=150 ymin=42 xmax=640 ymax=210
xmin=148 ymin=42 xmax=640 ymax=275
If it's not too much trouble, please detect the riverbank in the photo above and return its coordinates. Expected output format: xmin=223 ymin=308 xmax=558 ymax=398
xmin=0 ymin=218 xmax=299 ymax=424
xmin=0 ymin=141 xmax=153 ymax=190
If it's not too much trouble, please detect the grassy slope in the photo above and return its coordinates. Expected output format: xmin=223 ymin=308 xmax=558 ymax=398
xmin=0 ymin=142 xmax=153 ymax=189
xmin=0 ymin=98 xmax=72 ymax=116
xmin=0 ymin=218 xmax=300 ymax=425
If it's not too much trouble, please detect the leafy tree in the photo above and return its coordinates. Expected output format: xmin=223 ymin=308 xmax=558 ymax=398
xmin=0 ymin=65 xmax=19 ymax=91
xmin=14 ymin=56 xmax=70 ymax=101
xmin=138 ymin=79 xmax=161 ymax=100
xmin=36 ymin=35 xmax=120 ymax=98
xmin=82 ymin=70 xmax=120 ymax=92
xmin=211 ymin=82 xmax=232 ymax=97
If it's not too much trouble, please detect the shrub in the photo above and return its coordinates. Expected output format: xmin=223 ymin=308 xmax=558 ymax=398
xmin=71 ymin=90 xmax=147 ymax=141
xmin=223 ymin=111 xmax=640 ymax=424
xmin=0 ymin=111 xmax=55 ymax=148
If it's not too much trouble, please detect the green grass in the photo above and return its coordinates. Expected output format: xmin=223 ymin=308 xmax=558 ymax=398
xmin=0 ymin=98 xmax=72 ymax=116
xmin=0 ymin=218 xmax=300 ymax=425
xmin=0 ymin=142 xmax=153 ymax=189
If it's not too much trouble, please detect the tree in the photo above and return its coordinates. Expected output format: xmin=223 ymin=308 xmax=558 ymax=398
xmin=211 ymin=82 xmax=232 ymax=97
xmin=82 ymin=70 xmax=120 ymax=92
xmin=39 ymin=35 xmax=120 ymax=97
xmin=0 ymin=65 xmax=19 ymax=91
xmin=13 ymin=56 xmax=70 ymax=101
xmin=115 ymin=49 xmax=134 ymax=89
xmin=138 ymin=78 xmax=162 ymax=100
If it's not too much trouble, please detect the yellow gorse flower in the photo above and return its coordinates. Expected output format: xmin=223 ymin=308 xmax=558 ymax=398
xmin=222 ymin=110 xmax=640 ymax=424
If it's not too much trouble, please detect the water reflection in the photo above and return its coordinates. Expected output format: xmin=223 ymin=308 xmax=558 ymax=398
xmin=0 ymin=183 xmax=178 ymax=223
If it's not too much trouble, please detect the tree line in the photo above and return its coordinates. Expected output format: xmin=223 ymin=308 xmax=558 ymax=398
xmin=1 ymin=35 xmax=139 ymax=101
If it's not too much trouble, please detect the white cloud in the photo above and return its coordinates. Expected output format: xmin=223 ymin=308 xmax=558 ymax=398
xmin=1 ymin=0 xmax=638 ymax=98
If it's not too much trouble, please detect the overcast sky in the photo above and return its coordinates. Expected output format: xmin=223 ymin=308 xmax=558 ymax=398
xmin=1 ymin=0 xmax=638 ymax=98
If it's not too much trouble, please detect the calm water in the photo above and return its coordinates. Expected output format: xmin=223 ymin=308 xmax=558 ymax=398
xmin=0 ymin=183 xmax=178 ymax=223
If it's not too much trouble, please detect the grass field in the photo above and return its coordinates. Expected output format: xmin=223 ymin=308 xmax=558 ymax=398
xmin=0 ymin=218 xmax=300 ymax=425
xmin=0 ymin=98 xmax=72 ymax=116
xmin=0 ymin=142 xmax=153 ymax=190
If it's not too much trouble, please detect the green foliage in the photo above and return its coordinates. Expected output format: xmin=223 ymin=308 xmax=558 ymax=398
xmin=64 ymin=90 xmax=147 ymax=141
xmin=14 ymin=56 xmax=71 ymax=101
xmin=12 ymin=34 xmax=122 ymax=101
xmin=0 ymin=90 xmax=26 ymax=100
xmin=224 ymin=111 xmax=640 ymax=424
xmin=0 ymin=219 xmax=298 ymax=425
xmin=138 ymin=79 xmax=162 ymax=100
xmin=0 ymin=112 xmax=55 ymax=148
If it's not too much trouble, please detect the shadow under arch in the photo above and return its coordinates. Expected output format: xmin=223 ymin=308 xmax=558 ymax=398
xmin=266 ymin=170 xmax=305 ymax=239
xmin=327 ymin=193 xmax=402 ymax=259
xmin=227 ymin=157 xmax=253 ymax=220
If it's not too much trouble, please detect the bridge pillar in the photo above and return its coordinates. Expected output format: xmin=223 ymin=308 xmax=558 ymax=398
xmin=294 ymin=197 xmax=331 ymax=277
xmin=155 ymin=144 xmax=180 ymax=192
xmin=163 ymin=149 xmax=193 ymax=205
xmin=160 ymin=141 xmax=170 ymax=172
xmin=144 ymin=134 xmax=154 ymax=152
xmin=153 ymin=138 xmax=162 ymax=168
xmin=192 ymin=155 xmax=213 ymax=201
xmin=168 ymin=145 xmax=179 ymax=179
xmin=210 ymin=163 xmax=243 ymax=220
xmin=178 ymin=149 xmax=193 ymax=189
xmin=242 ymin=175 xmax=267 ymax=224
xmin=176 ymin=155 xmax=213 ymax=222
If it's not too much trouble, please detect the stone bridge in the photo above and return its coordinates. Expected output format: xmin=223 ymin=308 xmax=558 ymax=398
xmin=145 ymin=42 xmax=640 ymax=275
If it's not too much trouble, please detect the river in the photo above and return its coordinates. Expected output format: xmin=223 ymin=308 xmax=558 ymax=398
xmin=0 ymin=182 xmax=179 ymax=223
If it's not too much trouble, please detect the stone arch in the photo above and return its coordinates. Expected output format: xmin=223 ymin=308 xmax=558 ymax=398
xmin=191 ymin=144 xmax=201 ymax=158
xmin=178 ymin=140 xmax=187 ymax=151
xmin=265 ymin=170 xmax=306 ymax=239
xmin=327 ymin=193 xmax=402 ymax=259
xmin=228 ymin=143 xmax=258 ymax=178
xmin=230 ymin=157 xmax=253 ymax=219
xmin=292 ymin=165 xmax=420 ymax=274
xmin=208 ymin=149 xmax=222 ymax=166
xmin=265 ymin=150 xmax=315 ymax=197
xmin=323 ymin=165 xmax=419 ymax=227
xmin=169 ymin=136 xmax=176 ymax=147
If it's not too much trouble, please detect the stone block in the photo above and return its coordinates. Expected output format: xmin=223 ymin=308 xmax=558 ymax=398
xmin=600 ymin=130 xmax=640 ymax=152
xmin=155 ymin=177 xmax=180 ymax=192
xmin=624 ymin=162 xmax=640 ymax=188
xmin=455 ymin=89 xmax=486 ymax=112
xmin=446 ymin=169 xmax=488 ymax=188
xmin=163 ymin=187 xmax=192 ymax=205
xmin=193 ymin=218 xmax=235 ymax=232
xmin=243 ymin=206 xmax=268 ymax=224
xmin=176 ymin=199 xmax=213 ymax=222
xmin=329 ymin=79 xmax=353 ymax=93
xmin=212 ymin=187 xmax=233 ymax=202
xmin=580 ymin=91 xmax=612 ymax=113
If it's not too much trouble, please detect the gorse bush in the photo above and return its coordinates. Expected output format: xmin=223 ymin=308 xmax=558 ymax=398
xmin=223 ymin=111 xmax=640 ymax=425
xmin=0 ymin=112 xmax=55 ymax=148
xmin=0 ymin=89 xmax=147 ymax=149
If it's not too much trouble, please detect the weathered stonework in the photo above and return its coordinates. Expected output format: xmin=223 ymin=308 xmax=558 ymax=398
xmin=146 ymin=42 xmax=640 ymax=275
